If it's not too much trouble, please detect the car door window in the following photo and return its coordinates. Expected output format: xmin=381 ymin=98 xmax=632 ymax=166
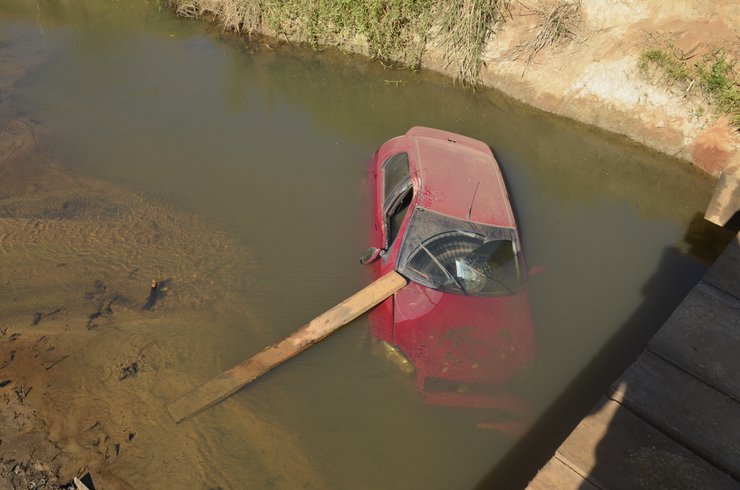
xmin=382 ymin=152 xmax=412 ymax=248
xmin=383 ymin=153 xmax=410 ymax=204
xmin=388 ymin=187 xmax=413 ymax=246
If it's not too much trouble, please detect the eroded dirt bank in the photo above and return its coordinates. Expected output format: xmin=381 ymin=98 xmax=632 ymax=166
xmin=173 ymin=0 xmax=739 ymax=176
xmin=0 ymin=34 xmax=324 ymax=489
xmin=471 ymin=0 xmax=739 ymax=176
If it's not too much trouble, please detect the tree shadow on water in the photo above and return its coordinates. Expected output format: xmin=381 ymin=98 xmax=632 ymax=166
xmin=474 ymin=215 xmax=735 ymax=489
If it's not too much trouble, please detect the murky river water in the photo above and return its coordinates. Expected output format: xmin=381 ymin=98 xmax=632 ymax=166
xmin=0 ymin=1 xmax=718 ymax=488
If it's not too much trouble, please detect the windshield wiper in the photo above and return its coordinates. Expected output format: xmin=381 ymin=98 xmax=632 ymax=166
xmin=420 ymin=243 xmax=468 ymax=295
xmin=465 ymin=260 xmax=513 ymax=295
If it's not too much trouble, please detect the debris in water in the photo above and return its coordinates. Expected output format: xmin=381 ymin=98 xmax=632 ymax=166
xmin=45 ymin=354 xmax=70 ymax=371
xmin=0 ymin=350 xmax=17 ymax=370
xmin=84 ymin=280 xmax=106 ymax=300
xmin=143 ymin=278 xmax=170 ymax=311
xmin=14 ymin=385 xmax=31 ymax=401
xmin=143 ymin=279 xmax=159 ymax=310
xmin=31 ymin=307 xmax=63 ymax=326
xmin=85 ymin=292 xmax=120 ymax=330
xmin=119 ymin=362 xmax=139 ymax=381
xmin=0 ymin=379 xmax=11 ymax=388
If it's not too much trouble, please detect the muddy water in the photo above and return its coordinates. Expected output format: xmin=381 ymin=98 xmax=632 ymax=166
xmin=0 ymin=1 xmax=718 ymax=489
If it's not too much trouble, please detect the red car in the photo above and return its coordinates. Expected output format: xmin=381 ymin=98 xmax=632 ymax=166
xmin=362 ymin=127 xmax=536 ymax=425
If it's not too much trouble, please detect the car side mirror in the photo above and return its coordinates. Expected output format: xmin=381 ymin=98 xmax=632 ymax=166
xmin=528 ymin=265 xmax=545 ymax=277
xmin=360 ymin=247 xmax=383 ymax=265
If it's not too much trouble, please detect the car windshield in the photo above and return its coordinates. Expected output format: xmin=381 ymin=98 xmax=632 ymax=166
xmin=397 ymin=208 xmax=523 ymax=296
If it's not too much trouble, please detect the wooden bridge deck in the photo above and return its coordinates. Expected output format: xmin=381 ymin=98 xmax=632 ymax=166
xmin=528 ymin=232 xmax=740 ymax=489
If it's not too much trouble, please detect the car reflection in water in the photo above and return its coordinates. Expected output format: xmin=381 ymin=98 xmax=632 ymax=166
xmin=362 ymin=127 xmax=536 ymax=435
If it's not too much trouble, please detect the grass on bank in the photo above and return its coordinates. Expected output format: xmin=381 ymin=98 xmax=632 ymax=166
xmin=640 ymin=45 xmax=739 ymax=129
xmin=436 ymin=0 xmax=511 ymax=84
xmin=522 ymin=0 xmax=581 ymax=63
xmin=262 ymin=0 xmax=436 ymax=71
xmin=170 ymin=0 xmax=511 ymax=84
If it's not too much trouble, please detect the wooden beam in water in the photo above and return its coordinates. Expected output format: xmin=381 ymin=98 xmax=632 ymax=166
xmin=167 ymin=271 xmax=407 ymax=423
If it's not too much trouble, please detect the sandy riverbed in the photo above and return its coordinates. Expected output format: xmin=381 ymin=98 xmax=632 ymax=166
xmin=0 ymin=46 xmax=324 ymax=489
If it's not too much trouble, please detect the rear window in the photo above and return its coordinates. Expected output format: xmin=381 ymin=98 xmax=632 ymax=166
xmin=397 ymin=208 xmax=523 ymax=296
xmin=404 ymin=232 xmax=521 ymax=296
xmin=383 ymin=153 xmax=411 ymax=205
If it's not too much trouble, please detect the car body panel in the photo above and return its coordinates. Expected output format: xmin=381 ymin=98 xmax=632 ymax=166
xmin=412 ymin=133 xmax=515 ymax=227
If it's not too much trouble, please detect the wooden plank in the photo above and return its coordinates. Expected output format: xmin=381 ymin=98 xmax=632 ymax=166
xmin=73 ymin=477 xmax=91 ymax=490
xmin=167 ymin=271 xmax=407 ymax=423
xmin=704 ymin=233 xmax=740 ymax=300
xmin=612 ymin=351 xmax=740 ymax=480
xmin=704 ymin=169 xmax=739 ymax=227
xmin=649 ymin=282 xmax=740 ymax=401
xmin=527 ymin=457 xmax=597 ymax=490
xmin=558 ymin=398 xmax=738 ymax=490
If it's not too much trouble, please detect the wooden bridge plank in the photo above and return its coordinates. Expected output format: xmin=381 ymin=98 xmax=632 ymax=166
xmin=704 ymin=233 xmax=740 ymax=300
xmin=649 ymin=282 xmax=740 ymax=401
xmin=527 ymin=457 xmax=597 ymax=490
xmin=612 ymin=351 xmax=740 ymax=480
xmin=557 ymin=398 xmax=738 ymax=490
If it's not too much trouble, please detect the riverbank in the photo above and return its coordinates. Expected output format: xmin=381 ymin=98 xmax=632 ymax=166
xmin=171 ymin=0 xmax=739 ymax=175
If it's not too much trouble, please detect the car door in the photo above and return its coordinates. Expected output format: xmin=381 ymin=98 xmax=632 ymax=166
xmin=369 ymin=146 xmax=415 ymax=342
xmin=381 ymin=152 xmax=413 ymax=258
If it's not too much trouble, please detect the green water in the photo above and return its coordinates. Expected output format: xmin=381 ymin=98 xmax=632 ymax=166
xmin=0 ymin=1 xmax=715 ymax=488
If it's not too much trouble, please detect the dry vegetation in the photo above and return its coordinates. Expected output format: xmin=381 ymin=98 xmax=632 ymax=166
xmin=434 ymin=0 xmax=511 ymax=85
xmin=520 ymin=0 xmax=581 ymax=63
xmin=170 ymin=0 xmax=512 ymax=84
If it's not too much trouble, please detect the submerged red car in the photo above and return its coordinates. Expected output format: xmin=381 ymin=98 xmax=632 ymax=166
xmin=362 ymin=127 xmax=536 ymax=421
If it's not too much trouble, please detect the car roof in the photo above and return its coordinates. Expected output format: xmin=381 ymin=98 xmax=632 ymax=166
xmin=405 ymin=127 xmax=516 ymax=228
